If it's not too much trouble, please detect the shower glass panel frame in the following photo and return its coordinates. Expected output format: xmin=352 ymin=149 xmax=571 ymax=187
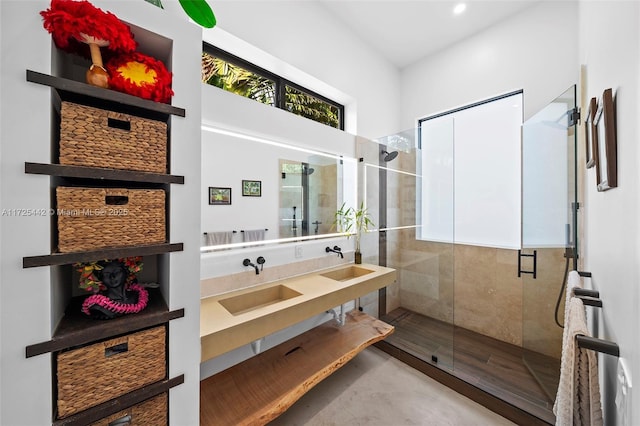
xmin=521 ymin=85 xmax=578 ymax=401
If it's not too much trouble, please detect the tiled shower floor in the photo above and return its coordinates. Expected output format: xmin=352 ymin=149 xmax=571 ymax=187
xmin=381 ymin=307 xmax=560 ymax=424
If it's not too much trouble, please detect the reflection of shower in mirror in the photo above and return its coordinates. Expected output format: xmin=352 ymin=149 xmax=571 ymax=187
xmin=381 ymin=150 xmax=398 ymax=162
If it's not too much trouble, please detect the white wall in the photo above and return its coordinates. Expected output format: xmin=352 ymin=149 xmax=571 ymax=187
xmin=0 ymin=1 xmax=202 ymax=424
xmin=579 ymin=2 xmax=640 ymax=424
xmin=400 ymin=1 xmax=578 ymax=129
xmin=1 ymin=3 xmax=54 ymax=424
xmin=200 ymin=0 xmax=401 ymax=140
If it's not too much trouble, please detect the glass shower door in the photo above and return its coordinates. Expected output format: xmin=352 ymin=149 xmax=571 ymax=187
xmin=363 ymin=124 xmax=455 ymax=372
xmin=521 ymin=86 xmax=577 ymax=400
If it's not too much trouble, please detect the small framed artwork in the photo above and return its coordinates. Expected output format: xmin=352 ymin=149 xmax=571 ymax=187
xmin=594 ymin=88 xmax=617 ymax=191
xmin=209 ymin=187 xmax=231 ymax=205
xmin=242 ymin=180 xmax=262 ymax=197
xmin=585 ymin=97 xmax=597 ymax=169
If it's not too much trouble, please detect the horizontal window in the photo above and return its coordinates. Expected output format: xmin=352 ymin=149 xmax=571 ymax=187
xmin=202 ymin=44 xmax=344 ymax=130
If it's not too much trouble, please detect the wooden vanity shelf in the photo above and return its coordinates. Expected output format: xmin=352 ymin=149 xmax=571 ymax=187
xmin=200 ymin=311 xmax=394 ymax=426
xmin=26 ymin=289 xmax=184 ymax=358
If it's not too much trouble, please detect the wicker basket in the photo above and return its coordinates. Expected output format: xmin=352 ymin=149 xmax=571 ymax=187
xmin=89 ymin=393 xmax=167 ymax=426
xmin=56 ymin=326 xmax=166 ymax=419
xmin=56 ymin=186 xmax=165 ymax=252
xmin=60 ymin=101 xmax=167 ymax=174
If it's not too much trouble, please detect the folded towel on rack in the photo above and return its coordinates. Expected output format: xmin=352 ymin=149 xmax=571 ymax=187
xmin=553 ymin=297 xmax=603 ymax=426
xmin=563 ymin=271 xmax=583 ymax=348
xmin=204 ymin=231 xmax=233 ymax=246
xmin=243 ymin=229 xmax=266 ymax=242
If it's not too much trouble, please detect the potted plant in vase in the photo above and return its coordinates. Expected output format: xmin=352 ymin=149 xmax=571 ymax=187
xmin=333 ymin=202 xmax=375 ymax=264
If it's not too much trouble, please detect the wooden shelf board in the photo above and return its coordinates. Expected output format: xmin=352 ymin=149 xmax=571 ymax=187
xmin=23 ymin=243 xmax=184 ymax=268
xmin=25 ymin=162 xmax=184 ymax=184
xmin=200 ymin=311 xmax=394 ymax=426
xmin=26 ymin=70 xmax=185 ymax=117
xmin=53 ymin=375 xmax=184 ymax=426
xmin=26 ymin=289 xmax=184 ymax=358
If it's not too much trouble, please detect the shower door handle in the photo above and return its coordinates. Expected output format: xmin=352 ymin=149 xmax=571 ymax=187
xmin=517 ymin=249 xmax=537 ymax=279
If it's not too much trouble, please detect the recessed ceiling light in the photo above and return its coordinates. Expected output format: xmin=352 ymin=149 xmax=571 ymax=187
xmin=453 ymin=3 xmax=466 ymax=15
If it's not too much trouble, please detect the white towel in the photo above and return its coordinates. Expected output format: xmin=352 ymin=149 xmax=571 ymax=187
xmin=553 ymin=297 xmax=603 ymax=426
xmin=563 ymin=271 xmax=583 ymax=348
xmin=243 ymin=229 xmax=266 ymax=242
xmin=204 ymin=231 xmax=233 ymax=246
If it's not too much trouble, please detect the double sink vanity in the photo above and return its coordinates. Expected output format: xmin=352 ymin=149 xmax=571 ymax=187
xmin=200 ymin=263 xmax=397 ymax=425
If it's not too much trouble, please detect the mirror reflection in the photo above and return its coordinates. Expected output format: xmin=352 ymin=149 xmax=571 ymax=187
xmin=201 ymin=126 xmax=356 ymax=251
xmin=279 ymin=158 xmax=339 ymax=238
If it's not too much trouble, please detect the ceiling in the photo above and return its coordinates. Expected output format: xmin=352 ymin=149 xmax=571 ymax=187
xmin=317 ymin=0 xmax=540 ymax=68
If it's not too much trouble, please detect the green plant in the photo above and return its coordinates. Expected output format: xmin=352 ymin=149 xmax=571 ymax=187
xmin=145 ymin=0 xmax=217 ymax=29
xmin=333 ymin=202 xmax=375 ymax=253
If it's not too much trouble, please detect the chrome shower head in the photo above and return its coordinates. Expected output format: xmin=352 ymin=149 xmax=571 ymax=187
xmin=381 ymin=150 xmax=398 ymax=162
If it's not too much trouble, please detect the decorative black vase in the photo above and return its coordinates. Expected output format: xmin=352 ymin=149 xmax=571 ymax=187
xmin=355 ymin=251 xmax=362 ymax=264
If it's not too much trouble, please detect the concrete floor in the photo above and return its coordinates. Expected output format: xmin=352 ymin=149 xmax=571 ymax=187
xmin=269 ymin=347 xmax=515 ymax=426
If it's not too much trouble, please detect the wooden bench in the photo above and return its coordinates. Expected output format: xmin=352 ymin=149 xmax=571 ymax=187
xmin=200 ymin=311 xmax=394 ymax=425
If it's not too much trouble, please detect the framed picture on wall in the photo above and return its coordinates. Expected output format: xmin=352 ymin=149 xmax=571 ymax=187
xmin=209 ymin=187 xmax=231 ymax=205
xmin=585 ymin=97 xmax=597 ymax=169
xmin=594 ymin=88 xmax=617 ymax=191
xmin=242 ymin=180 xmax=262 ymax=197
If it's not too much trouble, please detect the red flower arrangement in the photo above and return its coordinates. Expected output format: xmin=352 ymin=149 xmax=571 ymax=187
xmin=40 ymin=0 xmax=137 ymax=88
xmin=40 ymin=0 xmax=137 ymax=57
xmin=75 ymin=256 xmax=143 ymax=293
xmin=107 ymin=52 xmax=174 ymax=103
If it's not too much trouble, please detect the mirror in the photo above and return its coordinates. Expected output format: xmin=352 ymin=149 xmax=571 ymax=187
xmin=279 ymin=157 xmax=340 ymax=238
xmin=201 ymin=125 xmax=356 ymax=251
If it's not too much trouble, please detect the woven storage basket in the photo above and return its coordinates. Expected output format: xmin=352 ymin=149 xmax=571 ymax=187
xmin=60 ymin=101 xmax=167 ymax=174
xmin=56 ymin=187 xmax=165 ymax=252
xmin=56 ymin=326 xmax=166 ymax=419
xmin=89 ymin=393 xmax=167 ymax=426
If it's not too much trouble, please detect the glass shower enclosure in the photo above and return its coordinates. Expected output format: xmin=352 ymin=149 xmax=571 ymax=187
xmin=363 ymin=86 xmax=577 ymax=421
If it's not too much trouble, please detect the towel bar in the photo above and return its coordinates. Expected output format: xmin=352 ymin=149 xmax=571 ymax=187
xmin=576 ymin=335 xmax=620 ymax=357
xmin=241 ymin=229 xmax=268 ymax=232
xmin=575 ymin=295 xmax=603 ymax=307
xmin=204 ymin=231 xmax=237 ymax=235
xmin=573 ymin=288 xmax=600 ymax=298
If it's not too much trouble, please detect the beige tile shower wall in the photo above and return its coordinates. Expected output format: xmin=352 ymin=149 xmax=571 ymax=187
xmin=453 ymin=245 xmax=565 ymax=356
xmin=389 ymin=230 xmax=455 ymax=324
xmin=454 ymin=245 xmax=524 ymax=346
xmin=390 ymin=234 xmax=564 ymax=355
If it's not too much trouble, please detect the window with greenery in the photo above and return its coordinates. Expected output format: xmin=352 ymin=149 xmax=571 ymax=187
xmin=202 ymin=44 xmax=344 ymax=130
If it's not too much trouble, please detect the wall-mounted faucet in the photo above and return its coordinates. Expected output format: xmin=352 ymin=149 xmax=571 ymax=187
xmin=312 ymin=220 xmax=322 ymax=234
xmin=325 ymin=246 xmax=343 ymax=259
xmin=256 ymin=256 xmax=265 ymax=272
xmin=243 ymin=258 xmax=259 ymax=275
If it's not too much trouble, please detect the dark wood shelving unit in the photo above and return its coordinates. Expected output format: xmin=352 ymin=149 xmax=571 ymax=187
xmin=25 ymin=57 xmax=186 ymax=423
xmin=53 ymin=375 xmax=184 ymax=426
xmin=26 ymin=70 xmax=185 ymax=118
xmin=23 ymin=243 xmax=184 ymax=268
xmin=25 ymin=162 xmax=185 ymax=184
xmin=26 ymin=289 xmax=184 ymax=358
